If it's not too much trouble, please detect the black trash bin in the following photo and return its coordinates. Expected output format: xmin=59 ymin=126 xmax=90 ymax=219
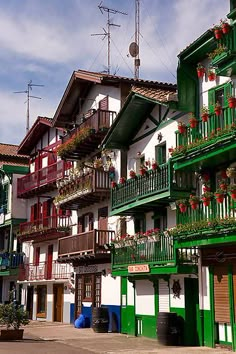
xmin=92 ymin=307 xmax=109 ymax=333
xmin=157 ymin=312 xmax=179 ymax=346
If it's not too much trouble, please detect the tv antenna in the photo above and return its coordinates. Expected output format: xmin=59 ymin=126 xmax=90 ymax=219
xmin=91 ymin=2 xmax=127 ymax=75
xmin=14 ymin=80 xmax=44 ymax=133
xmin=129 ymin=0 xmax=140 ymax=79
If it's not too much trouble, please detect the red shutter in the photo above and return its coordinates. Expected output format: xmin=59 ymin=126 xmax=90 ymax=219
xmin=42 ymin=201 xmax=49 ymax=227
xmin=66 ymin=209 xmax=71 ymax=217
xmin=34 ymin=247 xmax=40 ymax=266
xmin=48 ymin=152 xmax=57 ymax=166
xmin=99 ymin=96 xmax=108 ymax=110
xmin=88 ymin=213 xmax=94 ymax=231
xmin=30 ymin=206 xmax=35 ymax=222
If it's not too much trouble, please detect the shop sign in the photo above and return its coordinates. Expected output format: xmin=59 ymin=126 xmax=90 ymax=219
xmin=128 ymin=264 xmax=150 ymax=273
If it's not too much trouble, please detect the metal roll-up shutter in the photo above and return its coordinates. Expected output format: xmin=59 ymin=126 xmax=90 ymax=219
xmin=159 ymin=279 xmax=169 ymax=312
xmin=214 ymin=265 xmax=230 ymax=323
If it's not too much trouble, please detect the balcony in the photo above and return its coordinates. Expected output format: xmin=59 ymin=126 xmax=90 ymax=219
xmin=111 ymin=162 xmax=194 ymax=215
xmin=172 ymin=108 xmax=236 ymax=171
xmin=58 ymin=229 xmax=115 ymax=262
xmin=17 ymin=160 xmax=65 ymax=198
xmin=0 ymin=252 xmax=24 ymax=276
xmin=54 ymin=169 xmax=110 ymax=210
xmin=18 ymin=261 xmax=71 ymax=281
xmin=58 ymin=109 xmax=116 ymax=160
xmin=111 ymin=233 xmax=197 ymax=276
xmin=213 ymin=27 xmax=236 ymax=76
xmin=18 ymin=215 xmax=71 ymax=242
xmin=172 ymin=195 xmax=236 ymax=248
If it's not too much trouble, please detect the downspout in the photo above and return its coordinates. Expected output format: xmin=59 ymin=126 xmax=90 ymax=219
xmin=198 ymin=249 xmax=204 ymax=346
xmin=9 ymin=173 xmax=14 ymax=253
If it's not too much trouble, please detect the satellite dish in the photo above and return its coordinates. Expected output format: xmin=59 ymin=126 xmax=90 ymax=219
xmin=129 ymin=42 xmax=139 ymax=57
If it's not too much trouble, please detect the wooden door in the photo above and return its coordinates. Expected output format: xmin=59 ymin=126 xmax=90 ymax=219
xmin=47 ymin=245 xmax=53 ymax=280
xmin=184 ymin=278 xmax=200 ymax=346
xmin=121 ymin=277 xmax=128 ymax=334
xmin=53 ymin=284 xmax=63 ymax=322
xmin=98 ymin=207 xmax=108 ymax=245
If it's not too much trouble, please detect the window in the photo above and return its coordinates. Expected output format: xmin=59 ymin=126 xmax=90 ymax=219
xmin=155 ymin=144 xmax=166 ymax=165
xmin=134 ymin=215 xmax=146 ymax=233
xmin=83 ymin=275 xmax=93 ymax=300
xmin=0 ymin=184 xmax=8 ymax=213
xmin=208 ymin=82 xmax=232 ymax=112
xmin=37 ymin=285 xmax=47 ymax=317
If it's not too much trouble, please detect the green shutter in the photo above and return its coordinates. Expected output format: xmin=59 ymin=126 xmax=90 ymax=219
xmin=224 ymin=82 xmax=232 ymax=107
xmin=208 ymin=88 xmax=215 ymax=114
xmin=177 ymin=64 xmax=196 ymax=112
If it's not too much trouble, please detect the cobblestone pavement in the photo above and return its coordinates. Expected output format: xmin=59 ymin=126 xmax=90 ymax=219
xmin=0 ymin=322 xmax=232 ymax=354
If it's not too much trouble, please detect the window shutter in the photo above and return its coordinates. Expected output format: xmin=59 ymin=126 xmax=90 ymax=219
xmin=78 ymin=216 xmax=83 ymax=234
xmin=42 ymin=201 xmax=49 ymax=227
xmin=99 ymin=96 xmax=108 ymax=110
xmin=208 ymin=88 xmax=215 ymax=114
xmin=214 ymin=265 xmax=230 ymax=323
xmin=224 ymin=82 xmax=232 ymax=107
xmin=34 ymin=247 xmax=40 ymax=266
xmin=30 ymin=205 xmax=35 ymax=222
xmin=88 ymin=213 xmax=94 ymax=231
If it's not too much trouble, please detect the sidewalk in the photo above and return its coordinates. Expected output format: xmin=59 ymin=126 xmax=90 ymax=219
xmin=20 ymin=322 xmax=232 ymax=354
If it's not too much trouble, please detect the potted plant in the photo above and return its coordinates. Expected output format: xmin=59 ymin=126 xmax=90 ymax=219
xmin=220 ymin=19 xmax=231 ymax=34
xmin=168 ymin=147 xmax=174 ymax=154
xmin=201 ymin=192 xmax=213 ymax=207
xmin=214 ymin=102 xmax=222 ymax=116
xmin=189 ymin=113 xmax=198 ymax=128
xmin=201 ymin=105 xmax=209 ymax=122
xmin=208 ymin=68 xmax=216 ymax=81
xmin=176 ymin=199 xmax=188 ymax=213
xmin=129 ymin=170 xmax=136 ymax=179
xmin=139 ymin=166 xmax=147 ymax=176
xmin=212 ymin=24 xmax=223 ymax=39
xmin=229 ymin=184 xmax=236 ymax=200
xmin=218 ymin=179 xmax=228 ymax=191
xmin=214 ymin=189 xmax=225 ymax=204
xmin=119 ymin=177 xmax=126 ymax=184
xmin=178 ymin=122 xmax=186 ymax=134
xmin=189 ymin=195 xmax=200 ymax=210
xmin=203 ymin=182 xmax=211 ymax=193
xmin=0 ymin=296 xmax=29 ymax=340
xmin=227 ymin=95 xmax=236 ymax=108
xmin=196 ymin=63 xmax=205 ymax=78
xmin=226 ymin=167 xmax=236 ymax=178
xmin=111 ymin=181 xmax=117 ymax=189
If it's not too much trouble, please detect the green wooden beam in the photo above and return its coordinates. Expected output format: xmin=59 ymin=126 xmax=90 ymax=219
xmin=148 ymin=114 xmax=159 ymax=127
xmin=175 ymin=231 xmax=236 ymax=248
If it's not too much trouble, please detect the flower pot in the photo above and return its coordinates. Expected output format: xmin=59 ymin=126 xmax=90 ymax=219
xmin=231 ymin=191 xmax=236 ymax=200
xmin=119 ymin=177 xmax=126 ymax=184
xmin=178 ymin=125 xmax=186 ymax=134
xmin=190 ymin=201 xmax=199 ymax=210
xmin=0 ymin=329 xmax=24 ymax=340
xmin=152 ymin=163 xmax=158 ymax=170
xmin=202 ymin=198 xmax=211 ymax=207
xmin=214 ymin=29 xmax=222 ymax=39
xmin=222 ymin=23 xmax=230 ymax=34
xmin=228 ymin=97 xmax=236 ymax=108
xmin=129 ymin=172 xmax=136 ymax=179
xmin=139 ymin=168 xmax=146 ymax=176
xmin=214 ymin=107 xmax=222 ymax=116
xmin=197 ymin=68 xmax=205 ymax=78
xmin=201 ymin=113 xmax=209 ymax=122
xmin=179 ymin=203 xmax=187 ymax=213
xmin=215 ymin=194 xmax=224 ymax=204
xmin=208 ymin=73 xmax=215 ymax=81
xmin=189 ymin=119 xmax=198 ymax=128
xmin=111 ymin=181 xmax=117 ymax=188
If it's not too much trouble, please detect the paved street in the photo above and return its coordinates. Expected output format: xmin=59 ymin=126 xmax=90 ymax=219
xmin=0 ymin=322 xmax=232 ymax=354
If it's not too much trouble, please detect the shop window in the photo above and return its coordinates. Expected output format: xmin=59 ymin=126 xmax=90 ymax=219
xmin=37 ymin=285 xmax=47 ymax=318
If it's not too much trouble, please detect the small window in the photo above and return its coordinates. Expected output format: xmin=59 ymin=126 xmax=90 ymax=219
xmin=37 ymin=285 xmax=47 ymax=317
xmin=83 ymin=275 xmax=93 ymax=300
xmin=155 ymin=144 xmax=166 ymax=165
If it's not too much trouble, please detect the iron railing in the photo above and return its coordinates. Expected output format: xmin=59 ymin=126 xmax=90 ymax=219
xmin=18 ymin=261 xmax=71 ymax=281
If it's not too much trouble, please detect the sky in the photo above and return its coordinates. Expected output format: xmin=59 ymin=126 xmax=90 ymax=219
xmin=0 ymin=0 xmax=229 ymax=145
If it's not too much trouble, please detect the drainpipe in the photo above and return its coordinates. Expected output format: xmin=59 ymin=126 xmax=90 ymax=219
xmin=9 ymin=174 xmax=14 ymax=253
xmin=198 ymin=249 xmax=204 ymax=346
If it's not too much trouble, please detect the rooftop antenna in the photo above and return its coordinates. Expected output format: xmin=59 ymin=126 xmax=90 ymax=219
xmin=129 ymin=0 xmax=140 ymax=79
xmin=14 ymin=80 xmax=44 ymax=133
xmin=91 ymin=2 xmax=127 ymax=74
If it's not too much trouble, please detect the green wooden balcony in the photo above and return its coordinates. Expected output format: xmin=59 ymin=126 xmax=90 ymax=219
xmin=111 ymin=162 xmax=194 ymax=215
xmin=172 ymin=107 xmax=236 ymax=170
xmin=172 ymin=194 xmax=236 ymax=248
xmin=111 ymin=233 xmax=197 ymax=276
xmin=213 ymin=26 xmax=236 ymax=76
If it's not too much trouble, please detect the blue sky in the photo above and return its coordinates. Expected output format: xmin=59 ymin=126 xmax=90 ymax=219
xmin=0 ymin=0 xmax=229 ymax=145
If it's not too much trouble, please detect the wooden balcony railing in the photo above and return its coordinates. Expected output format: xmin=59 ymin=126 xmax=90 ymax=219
xmin=58 ymin=229 xmax=115 ymax=257
xmin=18 ymin=261 xmax=71 ymax=281
xmin=174 ymin=107 xmax=235 ymax=158
xmin=19 ymin=215 xmax=71 ymax=238
xmin=17 ymin=160 xmax=65 ymax=198
xmin=62 ymin=109 xmax=116 ymax=145
xmin=111 ymin=162 xmax=193 ymax=212
xmin=0 ymin=252 xmax=24 ymax=270
xmin=55 ymin=169 xmax=110 ymax=209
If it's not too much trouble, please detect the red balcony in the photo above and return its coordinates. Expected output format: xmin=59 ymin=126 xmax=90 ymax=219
xmin=17 ymin=160 xmax=65 ymax=198
xmin=18 ymin=215 xmax=71 ymax=242
xmin=58 ymin=109 xmax=116 ymax=160
xmin=54 ymin=169 xmax=110 ymax=210
xmin=18 ymin=261 xmax=71 ymax=281
xmin=58 ymin=229 xmax=115 ymax=261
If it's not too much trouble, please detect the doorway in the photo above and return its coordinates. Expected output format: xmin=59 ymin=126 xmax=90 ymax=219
xmin=26 ymin=286 xmax=34 ymax=319
xmin=184 ymin=278 xmax=200 ymax=346
xmin=53 ymin=284 xmax=63 ymax=322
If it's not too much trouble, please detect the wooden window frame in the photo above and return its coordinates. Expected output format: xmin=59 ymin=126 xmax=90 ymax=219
xmin=36 ymin=285 xmax=47 ymax=318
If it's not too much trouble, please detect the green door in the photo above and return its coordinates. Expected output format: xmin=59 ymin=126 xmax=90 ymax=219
xmin=121 ymin=277 xmax=128 ymax=334
xmin=184 ymin=278 xmax=200 ymax=346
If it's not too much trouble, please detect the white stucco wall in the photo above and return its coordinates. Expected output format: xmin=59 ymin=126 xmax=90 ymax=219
xmin=169 ymin=275 xmax=185 ymax=309
xmin=127 ymin=278 xmax=134 ymax=306
xmin=101 ymin=274 xmax=120 ymax=306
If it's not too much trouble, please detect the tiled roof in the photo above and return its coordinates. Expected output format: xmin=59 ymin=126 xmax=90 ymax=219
xmin=131 ymin=86 xmax=177 ymax=103
xmin=75 ymin=69 xmax=177 ymax=88
xmin=0 ymin=160 xmax=28 ymax=168
xmin=0 ymin=143 xmax=27 ymax=158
